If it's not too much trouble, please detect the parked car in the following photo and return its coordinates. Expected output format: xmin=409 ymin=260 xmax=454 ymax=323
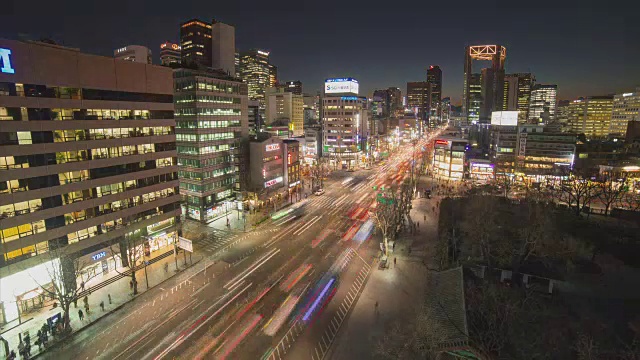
xmin=315 ymin=188 xmax=325 ymax=196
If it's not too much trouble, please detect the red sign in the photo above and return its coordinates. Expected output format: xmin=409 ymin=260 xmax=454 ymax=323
xmin=435 ymin=139 xmax=449 ymax=146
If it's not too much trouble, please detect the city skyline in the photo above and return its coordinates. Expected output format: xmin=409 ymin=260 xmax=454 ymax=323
xmin=3 ymin=0 xmax=638 ymax=103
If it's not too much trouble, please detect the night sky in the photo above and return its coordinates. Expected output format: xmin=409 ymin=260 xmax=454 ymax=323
xmin=3 ymin=0 xmax=639 ymax=104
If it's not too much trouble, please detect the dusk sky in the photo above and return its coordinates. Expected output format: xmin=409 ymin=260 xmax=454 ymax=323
xmin=3 ymin=0 xmax=639 ymax=104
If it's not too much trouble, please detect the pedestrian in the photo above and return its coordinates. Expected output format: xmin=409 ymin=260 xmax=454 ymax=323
xmin=83 ymin=295 xmax=88 ymax=305
xmin=394 ymin=257 xmax=397 ymax=267
xmin=226 ymin=218 xmax=230 ymax=228
xmin=8 ymin=350 xmax=16 ymax=360
xmin=100 ymin=300 xmax=105 ymax=311
xmin=108 ymin=294 xmax=112 ymax=304
xmin=392 ymin=242 xmax=395 ymax=250
xmin=424 ymin=214 xmax=426 ymax=221
xmin=80 ymin=281 xmax=85 ymax=291
xmin=78 ymin=309 xmax=84 ymax=321
xmin=417 ymin=221 xmax=419 ymax=228
xmin=374 ymin=301 xmax=379 ymax=313
xmin=164 ymin=262 xmax=169 ymax=273
xmin=17 ymin=341 xmax=24 ymax=359
xmin=84 ymin=302 xmax=90 ymax=314
xmin=129 ymin=280 xmax=133 ymax=290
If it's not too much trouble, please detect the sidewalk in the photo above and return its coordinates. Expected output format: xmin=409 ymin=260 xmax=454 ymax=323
xmin=329 ymin=176 xmax=440 ymax=359
xmin=0 ymin=248 xmax=202 ymax=360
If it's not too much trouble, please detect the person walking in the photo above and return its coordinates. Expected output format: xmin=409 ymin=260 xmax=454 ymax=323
xmin=164 ymin=262 xmax=169 ymax=273
xmin=100 ymin=300 xmax=105 ymax=312
xmin=394 ymin=257 xmax=397 ymax=268
xmin=80 ymin=281 xmax=85 ymax=291
xmin=84 ymin=301 xmax=90 ymax=314
xmin=108 ymin=294 xmax=112 ymax=304
xmin=78 ymin=309 xmax=84 ymax=321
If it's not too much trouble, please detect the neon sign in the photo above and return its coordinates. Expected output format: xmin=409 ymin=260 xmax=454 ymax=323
xmin=265 ymin=176 xmax=283 ymax=187
xmin=265 ymin=143 xmax=280 ymax=152
xmin=92 ymin=251 xmax=107 ymax=261
xmin=0 ymin=48 xmax=15 ymax=74
xmin=435 ymin=139 xmax=449 ymax=146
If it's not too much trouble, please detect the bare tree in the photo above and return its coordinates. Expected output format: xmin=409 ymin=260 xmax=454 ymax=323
xmin=309 ymin=158 xmax=329 ymax=190
xmin=622 ymin=191 xmax=640 ymax=212
xmin=494 ymin=174 xmax=515 ymax=199
xmin=550 ymin=172 xmax=600 ymax=216
xmin=109 ymin=231 xmax=145 ymax=296
xmin=371 ymin=186 xmax=403 ymax=257
xmin=373 ymin=304 xmax=448 ymax=360
xmin=36 ymin=245 xmax=99 ymax=334
xmin=459 ymin=196 xmax=506 ymax=269
xmin=596 ymin=176 xmax=628 ymax=216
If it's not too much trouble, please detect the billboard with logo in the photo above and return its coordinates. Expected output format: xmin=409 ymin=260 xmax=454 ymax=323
xmin=325 ymin=78 xmax=359 ymax=95
xmin=491 ymin=111 xmax=518 ymax=126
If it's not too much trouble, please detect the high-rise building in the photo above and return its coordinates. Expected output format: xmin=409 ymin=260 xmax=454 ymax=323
xmin=211 ymin=21 xmax=235 ymax=76
xmin=406 ymin=82 xmax=429 ymax=122
xmin=248 ymin=100 xmax=262 ymax=135
xmin=322 ymin=78 xmax=367 ymax=169
xmin=0 ymin=39 xmax=180 ymax=322
xmin=567 ymin=96 xmax=614 ymax=139
xmin=528 ymin=84 xmax=557 ymax=124
xmin=372 ymin=89 xmax=390 ymax=118
xmin=269 ymin=64 xmax=278 ymax=88
xmin=387 ymin=87 xmax=402 ymax=117
xmin=503 ymin=75 xmax=519 ymax=111
xmin=610 ymin=88 xmax=640 ymax=138
xmin=180 ymin=19 xmax=212 ymax=67
xmin=265 ymin=87 xmax=304 ymax=136
xmin=426 ymin=65 xmax=442 ymax=127
xmin=283 ymin=81 xmax=303 ymax=95
xmin=463 ymin=45 xmax=506 ymax=123
xmin=114 ymin=45 xmax=152 ymax=64
xmin=238 ymin=49 xmax=275 ymax=109
xmin=174 ymin=68 xmax=248 ymax=222
xmin=467 ymin=74 xmax=482 ymax=123
xmin=441 ymin=97 xmax=451 ymax=123
xmin=160 ymin=42 xmax=181 ymax=66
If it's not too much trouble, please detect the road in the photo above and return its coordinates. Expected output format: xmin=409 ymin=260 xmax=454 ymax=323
xmin=40 ymin=138 xmax=431 ymax=360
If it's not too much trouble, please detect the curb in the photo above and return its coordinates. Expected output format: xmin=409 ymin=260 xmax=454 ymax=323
xmin=31 ymin=258 xmax=202 ymax=359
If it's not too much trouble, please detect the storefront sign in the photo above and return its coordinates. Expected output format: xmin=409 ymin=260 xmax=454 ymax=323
xmin=266 ymin=143 xmax=280 ymax=152
xmin=92 ymin=251 xmax=107 ymax=261
xmin=289 ymin=180 xmax=301 ymax=188
xmin=178 ymin=237 xmax=193 ymax=253
xmin=0 ymin=48 xmax=15 ymax=74
xmin=265 ymin=176 xmax=283 ymax=188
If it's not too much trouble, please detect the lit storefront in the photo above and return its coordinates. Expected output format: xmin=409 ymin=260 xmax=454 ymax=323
xmin=433 ymin=138 xmax=468 ymax=181
xmin=469 ymin=160 xmax=494 ymax=182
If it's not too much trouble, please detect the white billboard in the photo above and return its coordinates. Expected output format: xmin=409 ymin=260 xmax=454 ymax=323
xmin=491 ymin=111 xmax=518 ymax=126
xmin=325 ymin=78 xmax=359 ymax=95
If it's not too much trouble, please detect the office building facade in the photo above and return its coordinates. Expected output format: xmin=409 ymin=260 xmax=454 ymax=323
xmin=610 ymin=88 xmax=640 ymax=138
xmin=528 ymin=84 xmax=557 ymax=124
xmin=114 ymin=45 xmax=152 ymax=64
xmin=238 ymin=49 xmax=275 ymax=109
xmin=283 ymin=81 xmax=302 ymax=95
xmin=174 ymin=68 xmax=248 ymax=222
xmin=322 ymin=91 xmax=368 ymax=169
xmin=211 ymin=21 xmax=236 ymax=76
xmin=0 ymin=39 xmax=180 ymax=324
xmin=160 ymin=42 xmax=181 ymax=66
xmin=265 ymin=87 xmax=304 ymax=136
xmin=406 ymin=81 xmax=429 ymax=123
xmin=426 ymin=65 xmax=442 ymax=127
xmin=567 ymin=96 xmax=614 ymax=139
xmin=180 ymin=19 xmax=212 ymax=67
xmin=463 ymin=45 xmax=506 ymax=123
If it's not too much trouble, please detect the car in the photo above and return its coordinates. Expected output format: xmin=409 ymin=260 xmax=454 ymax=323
xmin=315 ymin=188 xmax=325 ymax=196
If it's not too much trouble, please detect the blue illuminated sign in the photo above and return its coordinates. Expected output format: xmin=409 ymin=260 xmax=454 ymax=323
xmin=92 ymin=251 xmax=107 ymax=261
xmin=340 ymin=96 xmax=358 ymax=100
xmin=325 ymin=77 xmax=358 ymax=83
xmin=0 ymin=48 xmax=15 ymax=74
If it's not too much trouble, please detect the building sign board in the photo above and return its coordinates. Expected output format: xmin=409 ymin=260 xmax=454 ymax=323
xmin=0 ymin=48 xmax=15 ymax=74
xmin=178 ymin=237 xmax=193 ymax=253
xmin=325 ymin=78 xmax=359 ymax=94
xmin=92 ymin=251 xmax=107 ymax=262
xmin=265 ymin=143 xmax=280 ymax=152
xmin=265 ymin=176 xmax=283 ymax=188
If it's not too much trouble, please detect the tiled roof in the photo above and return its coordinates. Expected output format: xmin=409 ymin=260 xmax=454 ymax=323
xmin=425 ymin=266 xmax=469 ymax=349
